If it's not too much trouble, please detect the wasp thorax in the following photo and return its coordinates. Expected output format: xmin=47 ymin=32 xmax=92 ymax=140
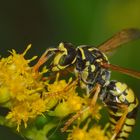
xmin=75 ymin=46 xmax=110 ymax=92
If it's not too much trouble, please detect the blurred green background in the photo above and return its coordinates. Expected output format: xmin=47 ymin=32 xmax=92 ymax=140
xmin=0 ymin=0 xmax=140 ymax=140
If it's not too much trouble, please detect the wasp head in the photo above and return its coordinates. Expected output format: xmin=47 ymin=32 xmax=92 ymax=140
xmin=51 ymin=42 xmax=77 ymax=71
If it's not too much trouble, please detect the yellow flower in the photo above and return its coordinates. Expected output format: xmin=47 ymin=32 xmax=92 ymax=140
xmin=68 ymin=123 xmax=109 ymax=140
xmin=88 ymin=125 xmax=109 ymax=140
xmin=68 ymin=127 xmax=87 ymax=140
xmin=46 ymin=73 xmax=74 ymax=99
xmin=67 ymin=94 xmax=83 ymax=112
xmin=0 ymin=45 xmax=47 ymax=131
xmin=0 ymin=44 xmax=40 ymax=101
xmin=6 ymin=101 xmax=30 ymax=131
xmin=30 ymin=98 xmax=47 ymax=116
xmin=0 ymin=86 xmax=11 ymax=104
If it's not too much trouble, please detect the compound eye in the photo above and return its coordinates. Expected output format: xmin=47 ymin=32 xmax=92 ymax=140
xmin=59 ymin=53 xmax=75 ymax=66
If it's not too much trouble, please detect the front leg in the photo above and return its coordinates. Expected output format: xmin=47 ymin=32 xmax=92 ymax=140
xmin=33 ymin=48 xmax=58 ymax=72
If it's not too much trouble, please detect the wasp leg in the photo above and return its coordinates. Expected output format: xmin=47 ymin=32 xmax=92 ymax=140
xmin=45 ymin=77 xmax=78 ymax=99
xmin=61 ymin=106 xmax=90 ymax=132
xmin=90 ymin=83 xmax=101 ymax=107
xmin=61 ymin=83 xmax=101 ymax=132
xmin=63 ymin=78 xmax=78 ymax=92
xmin=33 ymin=48 xmax=58 ymax=72
xmin=110 ymin=105 xmax=128 ymax=140
xmin=45 ymin=66 xmax=75 ymax=81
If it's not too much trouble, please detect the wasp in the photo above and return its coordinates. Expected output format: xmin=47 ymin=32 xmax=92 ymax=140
xmin=34 ymin=28 xmax=140 ymax=140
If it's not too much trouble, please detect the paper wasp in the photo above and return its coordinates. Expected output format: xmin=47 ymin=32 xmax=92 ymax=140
xmin=34 ymin=28 xmax=140 ymax=140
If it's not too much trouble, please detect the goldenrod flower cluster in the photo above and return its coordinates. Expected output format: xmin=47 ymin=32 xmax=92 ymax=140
xmin=0 ymin=45 xmax=109 ymax=140
xmin=0 ymin=45 xmax=48 ymax=131
xmin=68 ymin=124 xmax=109 ymax=140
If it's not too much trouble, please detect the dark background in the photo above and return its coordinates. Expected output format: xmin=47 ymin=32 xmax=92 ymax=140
xmin=0 ymin=0 xmax=140 ymax=139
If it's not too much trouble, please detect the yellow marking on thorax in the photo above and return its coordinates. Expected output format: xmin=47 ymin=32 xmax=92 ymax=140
xmin=102 ymin=52 xmax=108 ymax=61
xmin=79 ymin=48 xmax=86 ymax=60
xmin=85 ymin=61 xmax=90 ymax=66
xmin=88 ymin=48 xmax=95 ymax=51
xmin=81 ymin=67 xmax=89 ymax=80
xmin=91 ymin=65 xmax=95 ymax=72
xmin=102 ymin=75 xmax=106 ymax=81
xmin=85 ymin=60 xmax=95 ymax=72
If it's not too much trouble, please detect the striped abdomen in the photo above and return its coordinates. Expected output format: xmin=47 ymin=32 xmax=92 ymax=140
xmin=101 ymin=80 xmax=139 ymax=140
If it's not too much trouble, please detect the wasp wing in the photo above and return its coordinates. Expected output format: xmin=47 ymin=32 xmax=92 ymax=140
xmin=101 ymin=63 xmax=140 ymax=79
xmin=98 ymin=28 xmax=140 ymax=53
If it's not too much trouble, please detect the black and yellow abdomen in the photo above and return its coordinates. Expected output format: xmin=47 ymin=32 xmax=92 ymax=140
xmin=101 ymin=81 xmax=139 ymax=140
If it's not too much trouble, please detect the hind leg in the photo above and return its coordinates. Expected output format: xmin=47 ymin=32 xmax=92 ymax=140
xmin=110 ymin=104 xmax=128 ymax=140
xmin=61 ymin=83 xmax=101 ymax=132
